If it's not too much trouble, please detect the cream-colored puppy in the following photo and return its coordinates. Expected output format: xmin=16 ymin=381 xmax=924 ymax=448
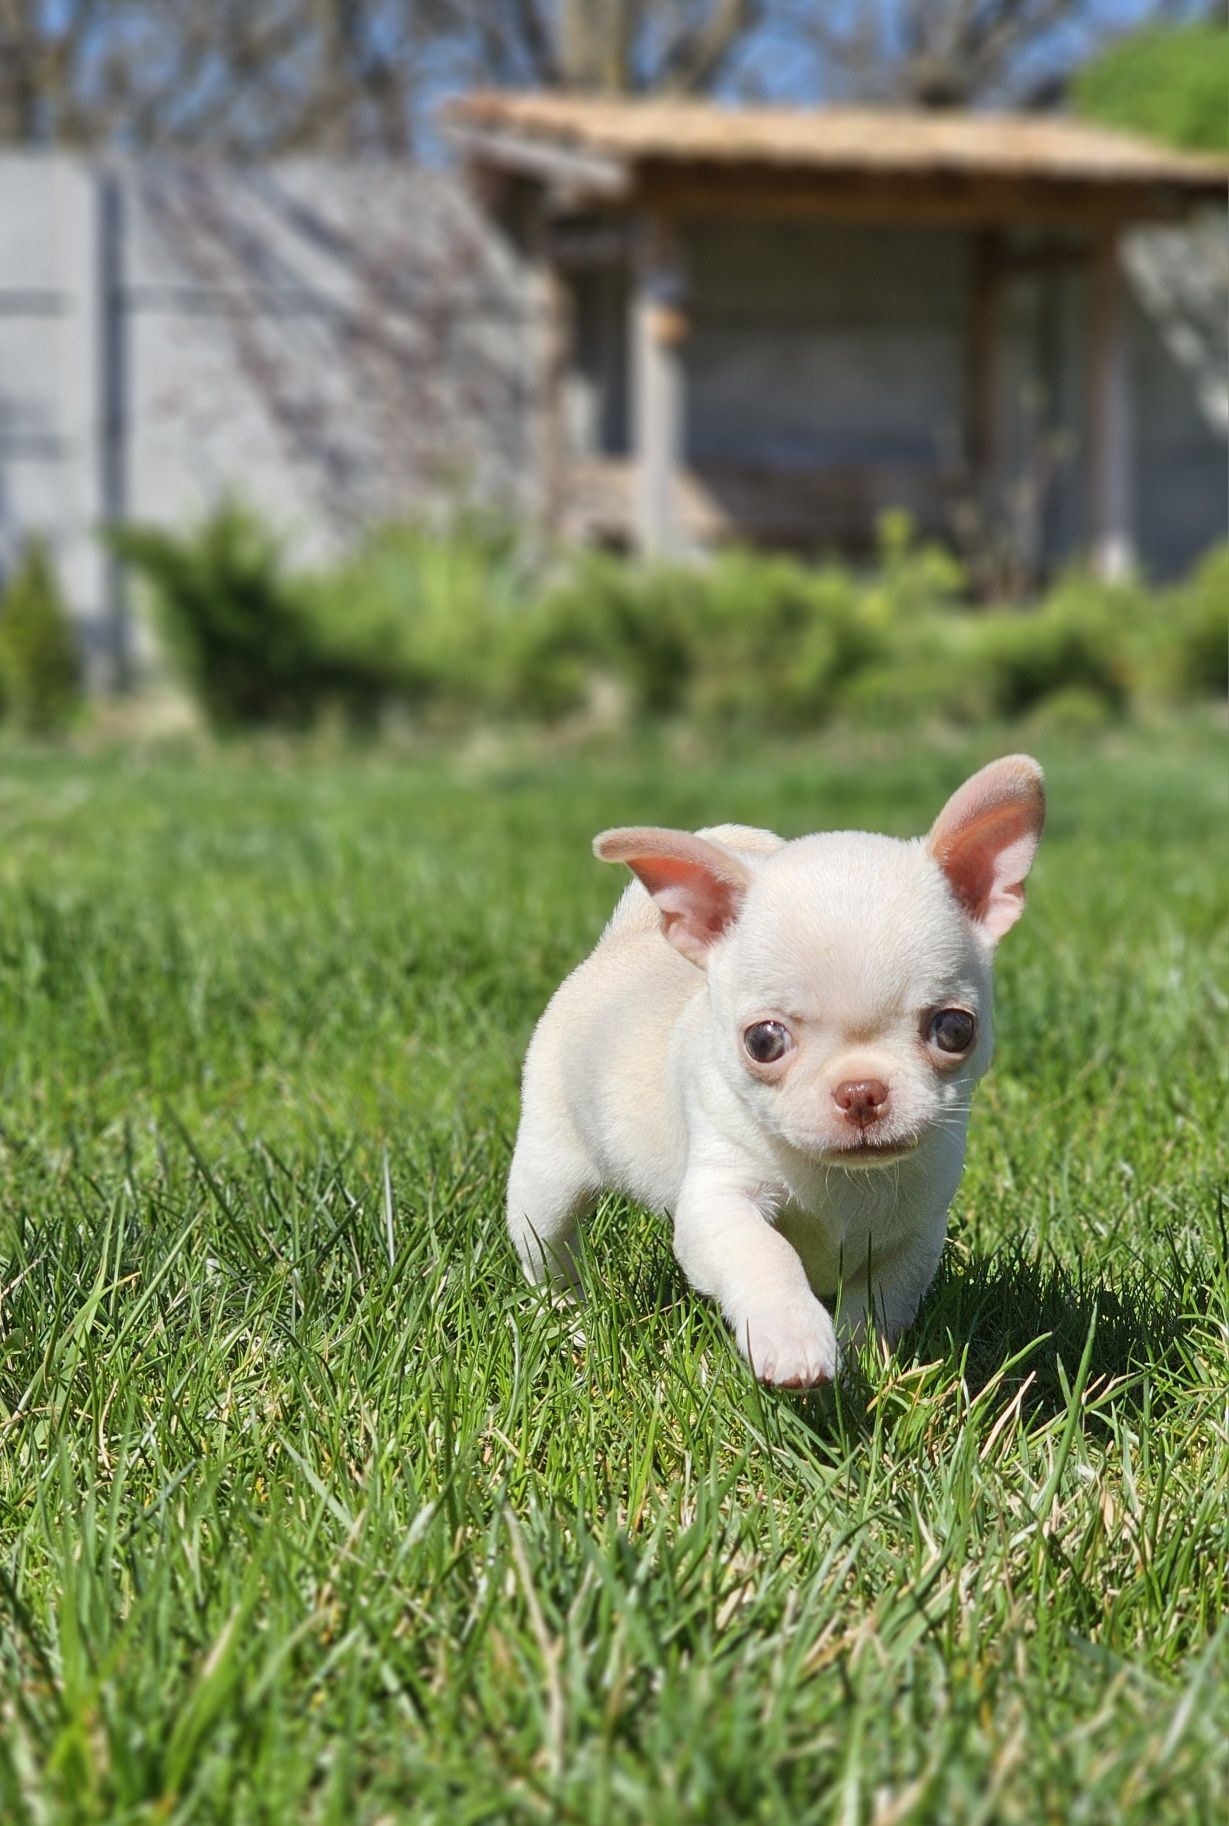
xmin=508 ymin=757 xmax=1045 ymax=1387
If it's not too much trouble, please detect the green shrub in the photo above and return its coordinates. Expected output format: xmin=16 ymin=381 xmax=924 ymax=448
xmin=837 ymin=631 xmax=991 ymax=730
xmin=109 ymin=498 xmax=1228 ymax=739
xmin=112 ymin=504 xmax=380 ymax=730
xmin=524 ymin=545 xmax=907 ymax=732
xmin=303 ymin=515 xmax=540 ymax=726
xmin=872 ymin=510 xmax=966 ymax=621
xmin=115 ymin=506 xmax=544 ymax=734
xmin=518 ymin=556 xmax=699 ymax=722
xmin=696 ymin=553 xmax=889 ymax=730
xmin=968 ymin=575 xmax=1149 ymax=720
xmin=0 ymin=538 xmax=82 ymax=735
xmin=1024 ymin=684 xmax=1119 ymax=738
xmin=1163 ymin=545 xmax=1229 ymax=700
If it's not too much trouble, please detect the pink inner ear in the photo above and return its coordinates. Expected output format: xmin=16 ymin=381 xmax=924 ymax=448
xmin=929 ymin=757 xmax=1045 ymax=942
xmin=935 ymin=810 xmax=1038 ymax=939
xmin=641 ymin=860 xmax=743 ymax=948
xmin=594 ymin=827 xmax=752 ymax=965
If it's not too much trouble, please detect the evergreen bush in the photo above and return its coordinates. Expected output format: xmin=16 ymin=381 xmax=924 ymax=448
xmin=112 ymin=504 xmax=380 ymax=730
xmin=0 ymin=538 xmax=82 ymax=736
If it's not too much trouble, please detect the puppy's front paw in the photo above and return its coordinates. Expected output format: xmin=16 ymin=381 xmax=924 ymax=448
xmin=737 ymin=1298 xmax=840 ymax=1389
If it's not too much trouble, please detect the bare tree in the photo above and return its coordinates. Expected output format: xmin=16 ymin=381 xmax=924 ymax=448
xmin=768 ymin=0 xmax=1215 ymax=112
xmin=434 ymin=0 xmax=767 ymax=93
xmin=0 ymin=0 xmax=771 ymax=150
xmin=438 ymin=0 xmax=1219 ymax=109
xmin=0 ymin=1 xmax=1214 ymax=153
xmin=0 ymin=0 xmax=437 ymax=153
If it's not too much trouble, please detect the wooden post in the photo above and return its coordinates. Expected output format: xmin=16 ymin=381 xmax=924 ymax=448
xmin=97 ymin=169 xmax=131 ymax=691
xmin=632 ymin=211 xmax=685 ymax=556
xmin=528 ymin=196 xmax=572 ymax=541
xmin=1086 ymin=227 xmax=1134 ymax=581
xmin=966 ymin=229 xmax=1006 ymax=503
xmin=541 ymin=258 xmax=571 ymax=538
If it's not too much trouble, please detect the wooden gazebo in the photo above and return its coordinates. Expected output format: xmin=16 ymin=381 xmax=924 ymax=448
xmin=450 ymin=95 xmax=1225 ymax=577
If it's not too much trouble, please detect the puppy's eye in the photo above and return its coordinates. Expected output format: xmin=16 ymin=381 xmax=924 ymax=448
xmin=929 ymin=1008 xmax=976 ymax=1054
xmin=744 ymin=1021 xmax=791 ymax=1064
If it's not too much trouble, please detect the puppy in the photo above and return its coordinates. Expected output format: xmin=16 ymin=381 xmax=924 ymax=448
xmin=507 ymin=757 xmax=1045 ymax=1387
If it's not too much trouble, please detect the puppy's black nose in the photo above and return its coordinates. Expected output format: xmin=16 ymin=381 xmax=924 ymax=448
xmin=834 ymin=1079 xmax=890 ymax=1127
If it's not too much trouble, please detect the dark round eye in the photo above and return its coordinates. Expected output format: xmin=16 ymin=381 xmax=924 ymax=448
xmin=744 ymin=1021 xmax=791 ymax=1064
xmin=929 ymin=1008 xmax=976 ymax=1054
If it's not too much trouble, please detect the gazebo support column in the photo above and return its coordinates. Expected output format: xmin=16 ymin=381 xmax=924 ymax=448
xmin=1086 ymin=227 xmax=1134 ymax=581
xmin=966 ymin=229 xmax=1007 ymax=507
xmin=632 ymin=211 xmax=685 ymax=556
xmin=526 ymin=195 xmax=571 ymax=540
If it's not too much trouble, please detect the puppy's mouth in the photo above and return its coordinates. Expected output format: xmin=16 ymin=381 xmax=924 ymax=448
xmin=820 ymin=1134 xmax=922 ymax=1167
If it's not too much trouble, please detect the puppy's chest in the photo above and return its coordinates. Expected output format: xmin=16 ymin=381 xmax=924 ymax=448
xmin=771 ymin=1176 xmax=914 ymax=1294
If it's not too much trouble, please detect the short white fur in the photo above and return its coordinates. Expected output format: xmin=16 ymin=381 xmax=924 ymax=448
xmin=507 ymin=757 xmax=1045 ymax=1387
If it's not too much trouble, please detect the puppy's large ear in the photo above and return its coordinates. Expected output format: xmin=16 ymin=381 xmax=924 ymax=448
xmin=594 ymin=827 xmax=753 ymax=967
xmin=928 ymin=756 xmax=1045 ymax=944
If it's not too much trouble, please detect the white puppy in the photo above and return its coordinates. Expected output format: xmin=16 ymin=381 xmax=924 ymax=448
xmin=508 ymin=756 xmax=1045 ymax=1387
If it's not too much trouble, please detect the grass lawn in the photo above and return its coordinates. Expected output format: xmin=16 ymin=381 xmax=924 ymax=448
xmin=0 ymin=728 xmax=1225 ymax=1824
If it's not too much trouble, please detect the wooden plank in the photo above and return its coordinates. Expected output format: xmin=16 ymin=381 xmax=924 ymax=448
xmin=97 ymin=170 xmax=132 ymax=692
xmin=449 ymin=123 xmax=630 ymax=199
xmin=631 ymin=211 xmax=685 ymax=555
xmin=565 ymin=456 xmax=959 ymax=548
xmin=636 ymin=167 xmax=1194 ymax=230
xmin=1086 ymin=228 xmax=1134 ymax=580
xmin=999 ymin=240 xmax=1088 ymax=276
xmin=966 ymin=229 xmax=1006 ymax=489
xmin=679 ymin=462 xmax=955 ymax=545
xmin=527 ymin=197 xmax=572 ymax=539
xmin=545 ymin=218 xmax=632 ymax=267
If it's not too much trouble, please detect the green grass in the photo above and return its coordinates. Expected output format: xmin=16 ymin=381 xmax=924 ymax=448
xmin=0 ymin=729 xmax=1225 ymax=1824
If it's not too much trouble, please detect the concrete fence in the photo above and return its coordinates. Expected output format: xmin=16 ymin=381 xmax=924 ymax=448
xmin=0 ymin=156 xmax=536 ymax=684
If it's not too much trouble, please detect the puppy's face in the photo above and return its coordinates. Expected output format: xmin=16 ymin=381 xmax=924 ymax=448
xmin=706 ymin=835 xmax=993 ymax=1165
xmin=596 ymin=756 xmax=1044 ymax=1169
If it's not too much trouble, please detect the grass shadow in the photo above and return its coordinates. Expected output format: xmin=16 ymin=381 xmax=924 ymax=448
xmin=903 ymin=1238 xmax=1207 ymax=1416
xmin=776 ymin=1241 xmax=1209 ymax=1451
xmin=559 ymin=1196 xmax=1215 ymax=1442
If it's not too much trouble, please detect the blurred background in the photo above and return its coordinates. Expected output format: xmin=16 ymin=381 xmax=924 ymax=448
xmin=0 ymin=0 xmax=1224 ymax=743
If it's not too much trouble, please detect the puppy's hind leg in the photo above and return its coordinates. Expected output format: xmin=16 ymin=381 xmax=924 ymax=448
xmin=506 ymin=1111 xmax=597 ymax=1296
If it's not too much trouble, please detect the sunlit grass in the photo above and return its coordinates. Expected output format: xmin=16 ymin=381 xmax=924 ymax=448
xmin=0 ymin=728 xmax=1225 ymax=1824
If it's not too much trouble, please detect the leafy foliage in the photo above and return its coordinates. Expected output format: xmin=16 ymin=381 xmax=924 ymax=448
xmin=112 ymin=502 xmax=1227 ymax=737
xmin=1164 ymin=541 xmax=1229 ymax=698
xmin=111 ymin=503 xmax=384 ymax=730
xmin=0 ymin=537 xmax=82 ymax=735
xmin=300 ymin=514 xmax=541 ymax=727
xmin=1073 ymin=24 xmax=1229 ymax=155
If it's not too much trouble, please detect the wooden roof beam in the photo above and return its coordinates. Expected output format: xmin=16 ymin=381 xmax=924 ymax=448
xmin=447 ymin=124 xmax=630 ymax=200
xmin=634 ymin=166 xmax=1197 ymax=228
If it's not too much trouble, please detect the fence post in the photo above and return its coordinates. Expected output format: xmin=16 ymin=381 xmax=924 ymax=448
xmin=97 ymin=166 xmax=130 ymax=691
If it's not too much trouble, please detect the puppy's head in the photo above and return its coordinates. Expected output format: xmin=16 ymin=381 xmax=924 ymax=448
xmin=595 ymin=756 xmax=1044 ymax=1168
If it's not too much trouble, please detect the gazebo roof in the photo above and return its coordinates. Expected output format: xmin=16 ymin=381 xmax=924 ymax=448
xmin=449 ymin=92 xmax=1226 ymax=219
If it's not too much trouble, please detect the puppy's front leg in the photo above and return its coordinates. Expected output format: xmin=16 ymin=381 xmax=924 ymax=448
xmin=674 ymin=1172 xmax=839 ymax=1388
xmin=834 ymin=1226 xmax=946 ymax=1351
